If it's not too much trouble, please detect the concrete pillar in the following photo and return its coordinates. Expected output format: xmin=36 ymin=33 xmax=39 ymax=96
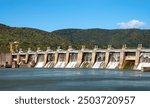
xmin=44 ymin=52 xmax=48 ymax=66
xmin=54 ymin=51 xmax=58 ymax=65
xmin=81 ymin=45 xmax=85 ymax=51
xmin=104 ymin=45 xmax=112 ymax=68
xmin=104 ymin=50 xmax=110 ymax=68
xmin=134 ymin=49 xmax=141 ymax=69
xmin=46 ymin=47 xmax=51 ymax=52
xmin=76 ymin=51 xmax=83 ymax=68
xmin=65 ymin=51 xmax=69 ymax=65
xmin=9 ymin=53 xmax=13 ymax=65
xmin=68 ymin=46 xmax=73 ymax=51
xmin=133 ymin=44 xmax=142 ymax=69
xmin=138 ymin=44 xmax=142 ymax=49
xmin=16 ymin=53 xmax=20 ymax=65
xmin=34 ymin=52 xmax=38 ymax=64
xmin=119 ymin=49 xmax=125 ymax=69
xmin=25 ymin=53 xmax=29 ymax=63
xmin=91 ymin=51 xmax=96 ymax=66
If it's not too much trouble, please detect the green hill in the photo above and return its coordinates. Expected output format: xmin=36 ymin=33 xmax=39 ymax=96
xmin=1 ymin=23 xmax=150 ymax=52
xmin=52 ymin=28 xmax=150 ymax=49
xmin=0 ymin=24 xmax=69 ymax=52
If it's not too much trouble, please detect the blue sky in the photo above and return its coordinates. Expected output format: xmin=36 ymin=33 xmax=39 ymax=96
xmin=0 ymin=0 xmax=149 ymax=31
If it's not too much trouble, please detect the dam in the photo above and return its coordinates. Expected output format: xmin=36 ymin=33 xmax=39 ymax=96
xmin=10 ymin=44 xmax=150 ymax=71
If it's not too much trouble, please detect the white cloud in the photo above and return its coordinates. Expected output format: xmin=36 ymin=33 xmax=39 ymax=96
xmin=117 ymin=19 xmax=146 ymax=29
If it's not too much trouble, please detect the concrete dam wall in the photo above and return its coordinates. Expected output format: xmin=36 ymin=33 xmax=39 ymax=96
xmin=10 ymin=45 xmax=150 ymax=71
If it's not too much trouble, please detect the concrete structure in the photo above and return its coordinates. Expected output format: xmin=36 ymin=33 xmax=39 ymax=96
xmin=0 ymin=53 xmax=12 ymax=68
xmin=76 ymin=50 xmax=83 ymax=68
xmin=9 ymin=44 xmax=150 ymax=71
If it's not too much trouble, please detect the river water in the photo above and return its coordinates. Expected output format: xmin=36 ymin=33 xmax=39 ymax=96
xmin=0 ymin=68 xmax=150 ymax=91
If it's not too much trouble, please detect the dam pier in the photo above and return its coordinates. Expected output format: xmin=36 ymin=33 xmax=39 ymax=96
xmin=4 ymin=44 xmax=150 ymax=71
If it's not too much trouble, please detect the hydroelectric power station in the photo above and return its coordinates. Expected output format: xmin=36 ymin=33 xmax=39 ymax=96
xmin=9 ymin=44 xmax=150 ymax=71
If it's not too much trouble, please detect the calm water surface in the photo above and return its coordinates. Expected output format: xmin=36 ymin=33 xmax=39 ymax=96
xmin=0 ymin=68 xmax=150 ymax=91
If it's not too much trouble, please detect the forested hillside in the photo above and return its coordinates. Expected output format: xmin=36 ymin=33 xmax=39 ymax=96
xmin=52 ymin=28 xmax=150 ymax=49
xmin=0 ymin=24 xmax=69 ymax=52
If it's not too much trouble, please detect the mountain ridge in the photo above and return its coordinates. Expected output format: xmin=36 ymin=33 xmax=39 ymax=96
xmin=0 ymin=23 xmax=150 ymax=52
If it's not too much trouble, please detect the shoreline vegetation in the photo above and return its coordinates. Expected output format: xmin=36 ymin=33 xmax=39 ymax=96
xmin=1 ymin=23 xmax=150 ymax=52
